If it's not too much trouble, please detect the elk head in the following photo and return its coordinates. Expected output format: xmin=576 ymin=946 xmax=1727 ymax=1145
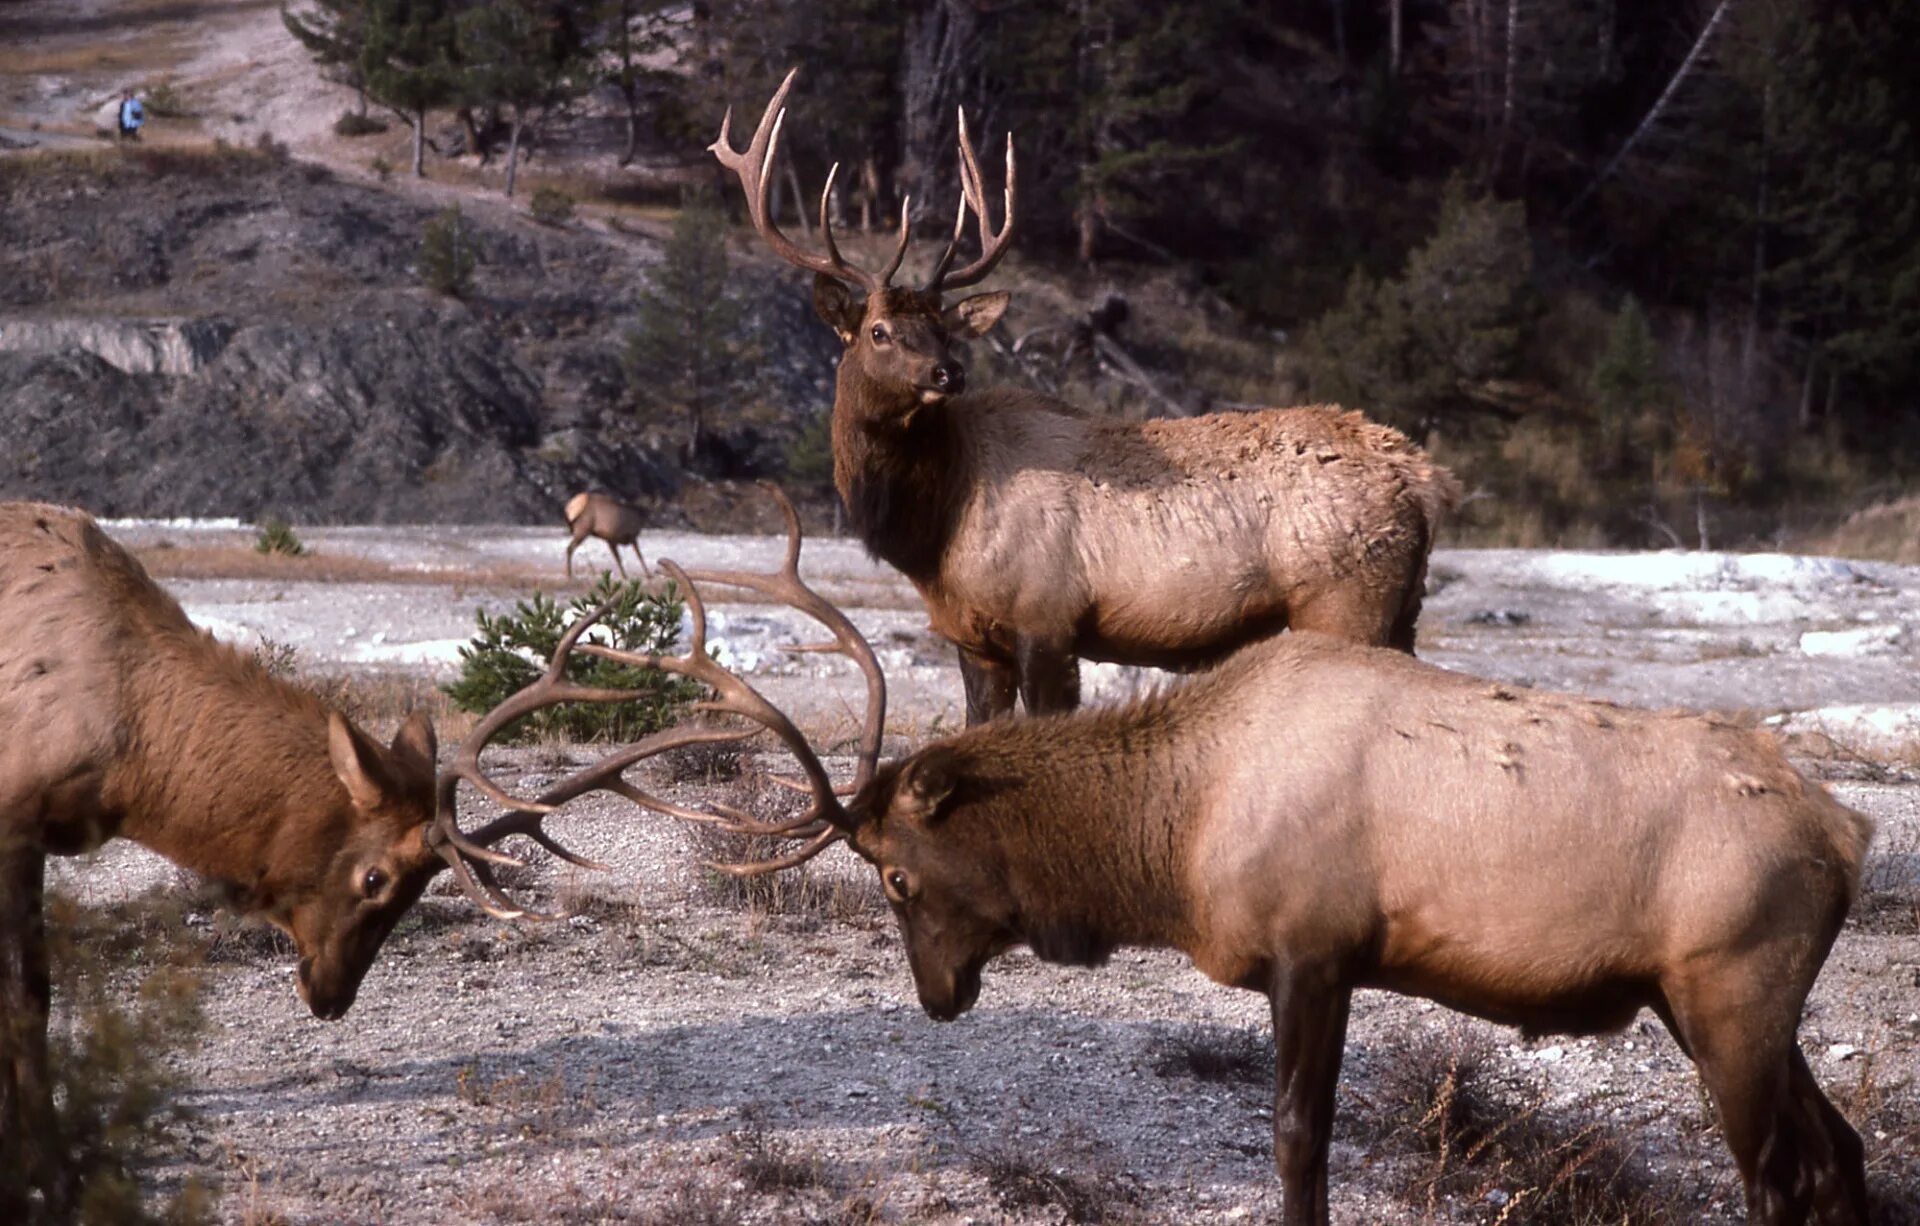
xmin=712 ymin=69 xmax=1016 ymax=413
xmin=278 ymin=710 xmax=443 ymax=1020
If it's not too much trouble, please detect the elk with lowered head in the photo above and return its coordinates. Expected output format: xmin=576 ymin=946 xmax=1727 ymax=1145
xmin=563 ymin=491 xmax=651 ymax=580
xmin=0 ymin=502 xmax=606 ymax=1214
xmin=712 ymin=71 xmax=1461 ymax=724
xmin=536 ymin=494 xmax=1872 ymax=1226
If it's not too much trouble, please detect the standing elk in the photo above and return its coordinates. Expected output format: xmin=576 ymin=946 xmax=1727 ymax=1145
xmin=563 ymin=491 xmax=651 ymax=580
xmin=0 ymin=502 xmax=582 ymax=1215
xmin=451 ymin=489 xmax=1872 ymax=1225
xmin=711 ymin=71 xmax=1461 ymax=724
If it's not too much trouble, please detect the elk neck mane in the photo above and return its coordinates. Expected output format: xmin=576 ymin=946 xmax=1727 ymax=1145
xmin=833 ymin=375 xmax=973 ymax=584
xmin=937 ymin=689 xmax=1206 ymax=959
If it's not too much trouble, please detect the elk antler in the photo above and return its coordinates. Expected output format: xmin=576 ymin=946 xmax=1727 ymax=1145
xmin=429 ymin=486 xmax=886 ymax=915
xmin=713 ymin=69 xmax=1016 ymax=298
xmin=923 ymin=107 xmax=1018 ymax=293
xmin=710 ymin=68 xmax=910 ymax=296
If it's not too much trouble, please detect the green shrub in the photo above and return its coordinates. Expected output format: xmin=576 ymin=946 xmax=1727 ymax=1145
xmin=141 ymin=81 xmax=188 ymax=118
xmin=254 ymin=518 xmax=305 ymax=556
xmin=0 ymin=890 xmax=217 ymax=1225
xmin=369 ymin=155 xmax=394 ymax=182
xmin=442 ymin=574 xmax=701 ymax=743
xmin=333 ymin=111 xmax=387 ymax=137
xmin=527 ymin=186 xmax=575 ymax=227
xmin=419 ymin=205 xmax=477 ymax=298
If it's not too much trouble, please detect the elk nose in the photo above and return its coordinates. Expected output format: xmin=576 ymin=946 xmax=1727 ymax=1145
xmin=931 ymin=361 xmax=965 ymax=394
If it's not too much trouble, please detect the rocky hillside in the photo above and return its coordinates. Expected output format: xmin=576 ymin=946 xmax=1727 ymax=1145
xmin=0 ymin=146 xmax=837 ymax=524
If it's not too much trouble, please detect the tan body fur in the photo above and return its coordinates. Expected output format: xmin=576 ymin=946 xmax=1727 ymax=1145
xmin=856 ymin=387 xmax=1457 ymax=668
xmin=846 ymin=632 xmax=1872 ymax=1224
xmin=564 ymin=492 xmax=650 ymax=579
xmin=818 ymin=281 xmax=1460 ymax=722
xmin=0 ymin=504 xmax=442 ymax=1213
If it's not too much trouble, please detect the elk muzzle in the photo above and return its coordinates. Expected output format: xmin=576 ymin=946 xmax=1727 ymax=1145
xmin=912 ymin=951 xmax=986 ymax=1022
xmin=925 ymin=359 xmax=966 ymax=400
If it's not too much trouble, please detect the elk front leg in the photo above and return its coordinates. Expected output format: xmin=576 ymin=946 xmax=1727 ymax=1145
xmin=1269 ymin=966 xmax=1352 ymax=1226
xmin=958 ymin=647 xmax=1016 ymax=726
xmin=1015 ymin=635 xmax=1080 ymax=717
xmin=0 ymin=843 xmax=64 ymax=1217
xmin=605 ymin=539 xmax=628 ymax=579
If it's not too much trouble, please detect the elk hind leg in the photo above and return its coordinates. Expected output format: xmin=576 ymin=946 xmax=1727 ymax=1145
xmin=1015 ymin=636 xmax=1080 ymax=717
xmin=1661 ymin=963 xmax=1850 ymax=1225
xmin=1268 ymin=965 xmax=1352 ymax=1226
xmin=565 ymin=526 xmax=590 ymax=578
xmin=603 ymin=539 xmax=627 ymax=579
xmin=0 ymin=843 xmax=65 ymax=1217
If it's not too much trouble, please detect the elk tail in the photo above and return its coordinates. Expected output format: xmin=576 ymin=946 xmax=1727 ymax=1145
xmin=563 ymin=492 xmax=591 ymax=526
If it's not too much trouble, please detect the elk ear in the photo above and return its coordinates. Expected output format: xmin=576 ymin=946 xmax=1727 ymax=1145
xmin=896 ymin=747 xmax=960 ymax=820
xmin=388 ymin=709 xmax=438 ymax=792
xmin=943 ymin=291 xmax=1009 ymax=339
xmin=329 ymin=712 xmax=396 ymax=811
xmin=813 ymin=274 xmax=862 ymax=343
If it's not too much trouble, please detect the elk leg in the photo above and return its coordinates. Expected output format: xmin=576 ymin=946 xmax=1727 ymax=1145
xmin=565 ymin=529 xmax=587 ymax=578
xmin=1268 ymin=967 xmax=1352 ymax=1226
xmin=1660 ymin=969 xmax=1818 ymax=1226
xmin=1785 ymin=1043 xmax=1869 ymax=1225
xmin=958 ymin=648 xmax=1016 ymax=726
xmin=605 ymin=540 xmax=627 ymax=579
xmin=0 ymin=843 xmax=64 ymax=1217
xmin=631 ymin=544 xmax=653 ymax=579
xmin=1015 ymin=636 xmax=1080 ymax=717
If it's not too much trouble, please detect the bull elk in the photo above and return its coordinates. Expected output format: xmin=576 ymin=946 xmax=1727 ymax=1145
xmin=487 ymin=490 xmax=1872 ymax=1225
xmin=563 ymin=491 xmax=651 ymax=580
xmin=712 ymin=71 xmax=1461 ymax=724
xmin=0 ymin=503 xmax=594 ymax=1214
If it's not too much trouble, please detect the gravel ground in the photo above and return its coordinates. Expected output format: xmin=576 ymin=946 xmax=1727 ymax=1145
xmin=47 ymin=523 xmax=1920 ymax=1225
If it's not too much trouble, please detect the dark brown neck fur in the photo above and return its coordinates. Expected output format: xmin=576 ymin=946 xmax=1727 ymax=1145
xmin=831 ymin=361 xmax=972 ymax=586
xmin=945 ymin=700 xmax=1202 ymax=960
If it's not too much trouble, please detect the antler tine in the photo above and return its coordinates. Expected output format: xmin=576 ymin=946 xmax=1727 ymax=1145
xmin=931 ymin=110 xmax=1017 ymax=293
xmin=876 ymin=196 xmax=913 ymax=288
xmin=709 ymin=824 xmax=843 ymax=878
xmin=711 ymin=68 xmax=884 ymax=294
xmin=678 ymin=484 xmax=886 ymax=794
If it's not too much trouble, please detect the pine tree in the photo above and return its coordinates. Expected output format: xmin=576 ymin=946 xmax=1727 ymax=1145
xmin=359 ymin=0 xmax=459 ymax=177
xmin=622 ymin=193 xmax=757 ymax=473
xmin=456 ymin=0 xmax=592 ymax=197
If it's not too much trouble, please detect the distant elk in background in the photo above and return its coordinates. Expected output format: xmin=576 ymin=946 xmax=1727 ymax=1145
xmin=470 ymin=492 xmax=1870 ymax=1226
xmin=563 ymin=491 xmax=650 ymax=579
xmin=713 ymin=72 xmax=1460 ymax=725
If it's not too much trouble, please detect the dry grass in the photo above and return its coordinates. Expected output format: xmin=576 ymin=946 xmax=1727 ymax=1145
xmin=1146 ymin=1023 xmax=1273 ymax=1086
xmin=1346 ymin=1026 xmax=1681 ymax=1225
xmin=1807 ymin=494 xmax=1920 ymax=565
xmin=965 ymin=1123 xmax=1142 ymax=1225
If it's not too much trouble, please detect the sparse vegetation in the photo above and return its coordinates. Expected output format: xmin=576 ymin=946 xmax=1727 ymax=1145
xmin=419 ymin=205 xmax=477 ymax=298
xmin=0 ymin=890 xmax=216 ymax=1225
xmin=967 ymin=1125 xmax=1140 ymax=1224
xmin=332 ymin=111 xmax=387 ymax=137
xmin=252 ymin=518 xmax=305 ymax=557
xmin=1146 ymin=1024 xmax=1272 ymax=1085
xmin=527 ymin=185 xmax=574 ymax=226
xmin=442 ymin=573 xmax=699 ymax=743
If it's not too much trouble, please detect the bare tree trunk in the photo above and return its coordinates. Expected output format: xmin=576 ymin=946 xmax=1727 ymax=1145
xmin=1741 ymin=82 xmax=1770 ymax=410
xmin=619 ymin=94 xmax=640 ymax=167
xmin=1498 ymin=0 xmax=1519 ymax=164
xmin=784 ymin=162 xmax=810 ymax=235
xmin=1597 ymin=0 xmax=1615 ymax=77
xmin=900 ymin=0 xmax=981 ymax=223
xmin=411 ymin=111 xmax=426 ymax=177
xmin=1798 ymin=357 xmax=1816 ymax=430
xmin=1389 ymin=0 xmax=1403 ymax=75
xmin=505 ymin=112 xmax=524 ymax=198
xmin=1565 ymin=0 xmax=1733 ymax=216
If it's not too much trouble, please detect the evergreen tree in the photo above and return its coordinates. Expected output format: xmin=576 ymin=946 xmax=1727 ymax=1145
xmin=456 ymin=0 xmax=593 ymax=197
xmin=1301 ymin=181 xmax=1532 ymax=438
xmin=281 ymin=0 xmax=374 ymax=114
xmin=359 ymin=0 xmax=459 ymax=177
xmin=622 ymin=193 xmax=757 ymax=473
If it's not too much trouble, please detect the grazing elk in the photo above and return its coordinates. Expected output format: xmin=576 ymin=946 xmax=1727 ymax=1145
xmin=563 ymin=491 xmax=651 ymax=580
xmin=712 ymin=71 xmax=1461 ymax=724
xmin=453 ymin=490 xmax=1872 ymax=1226
xmin=0 ymin=503 xmax=576 ymax=1214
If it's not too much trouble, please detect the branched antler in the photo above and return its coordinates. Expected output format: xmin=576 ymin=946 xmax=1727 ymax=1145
xmin=714 ymin=68 xmax=1016 ymax=298
xmin=429 ymin=485 xmax=886 ymax=916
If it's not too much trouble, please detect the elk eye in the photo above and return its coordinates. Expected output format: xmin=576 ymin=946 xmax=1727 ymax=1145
xmin=869 ymin=323 xmax=889 ymax=344
xmin=886 ymin=869 xmax=910 ymax=900
xmin=361 ymin=868 xmax=388 ymax=898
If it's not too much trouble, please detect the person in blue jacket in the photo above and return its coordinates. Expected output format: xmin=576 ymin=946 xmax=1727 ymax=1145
xmin=118 ymin=90 xmax=144 ymax=141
